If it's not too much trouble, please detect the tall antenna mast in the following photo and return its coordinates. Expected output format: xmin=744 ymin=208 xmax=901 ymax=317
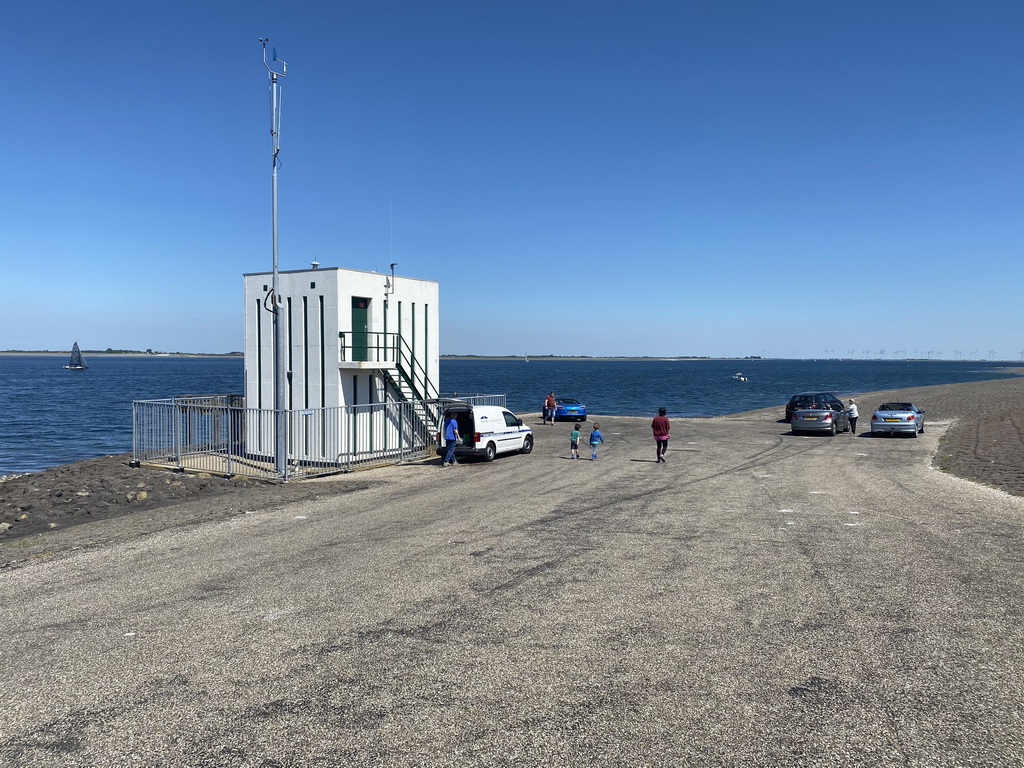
xmin=260 ymin=38 xmax=289 ymax=479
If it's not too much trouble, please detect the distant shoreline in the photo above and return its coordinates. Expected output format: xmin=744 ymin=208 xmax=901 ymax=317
xmin=0 ymin=351 xmax=242 ymax=358
xmin=442 ymin=356 xmax=766 ymax=362
xmin=442 ymin=356 xmax=1021 ymax=363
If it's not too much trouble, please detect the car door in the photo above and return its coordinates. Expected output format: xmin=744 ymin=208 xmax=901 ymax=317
xmin=831 ymin=402 xmax=849 ymax=430
xmin=499 ymin=409 xmax=526 ymax=452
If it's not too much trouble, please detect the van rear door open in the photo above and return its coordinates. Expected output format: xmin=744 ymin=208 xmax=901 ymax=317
xmin=437 ymin=403 xmax=533 ymax=461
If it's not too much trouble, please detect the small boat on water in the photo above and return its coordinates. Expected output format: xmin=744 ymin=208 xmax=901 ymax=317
xmin=733 ymin=372 xmax=748 ymax=381
xmin=64 ymin=342 xmax=88 ymax=370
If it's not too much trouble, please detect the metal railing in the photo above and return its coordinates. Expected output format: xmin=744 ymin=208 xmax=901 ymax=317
xmin=132 ymin=393 xmax=506 ymax=481
xmin=338 ymin=331 xmax=397 ymax=364
xmin=397 ymin=335 xmax=438 ymax=402
xmin=437 ymin=393 xmax=507 ymax=407
xmin=338 ymin=331 xmax=439 ymax=404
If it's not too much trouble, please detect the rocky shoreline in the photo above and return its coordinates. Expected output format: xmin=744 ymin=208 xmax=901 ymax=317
xmin=2 ymin=376 xmax=1022 ymax=567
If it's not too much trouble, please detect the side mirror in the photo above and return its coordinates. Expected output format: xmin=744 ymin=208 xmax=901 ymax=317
xmin=517 ymin=418 xmax=524 ymax=426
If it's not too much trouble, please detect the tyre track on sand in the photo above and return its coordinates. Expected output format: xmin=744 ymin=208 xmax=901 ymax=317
xmin=672 ymin=431 xmax=829 ymax=490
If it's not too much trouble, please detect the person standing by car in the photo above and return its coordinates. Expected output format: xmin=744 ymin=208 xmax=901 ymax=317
xmin=442 ymin=412 xmax=460 ymax=466
xmin=846 ymin=399 xmax=859 ymax=434
xmin=544 ymin=392 xmax=557 ymax=425
xmin=652 ymin=407 xmax=670 ymax=463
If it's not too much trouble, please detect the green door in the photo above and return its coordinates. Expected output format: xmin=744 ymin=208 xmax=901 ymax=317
xmin=352 ymin=297 xmax=370 ymax=361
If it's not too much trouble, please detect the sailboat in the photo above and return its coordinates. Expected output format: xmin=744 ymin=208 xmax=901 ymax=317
xmin=64 ymin=342 xmax=88 ymax=370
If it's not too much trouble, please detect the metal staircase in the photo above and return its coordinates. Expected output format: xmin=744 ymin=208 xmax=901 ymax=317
xmin=381 ymin=336 xmax=445 ymax=448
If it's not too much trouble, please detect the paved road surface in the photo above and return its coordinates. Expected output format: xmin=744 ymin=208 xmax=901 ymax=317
xmin=3 ymin=410 xmax=1023 ymax=766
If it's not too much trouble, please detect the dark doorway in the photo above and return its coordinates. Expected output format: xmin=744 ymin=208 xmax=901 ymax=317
xmin=351 ymin=297 xmax=370 ymax=361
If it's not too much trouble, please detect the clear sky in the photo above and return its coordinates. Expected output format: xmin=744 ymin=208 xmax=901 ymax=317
xmin=4 ymin=1 xmax=1022 ymax=359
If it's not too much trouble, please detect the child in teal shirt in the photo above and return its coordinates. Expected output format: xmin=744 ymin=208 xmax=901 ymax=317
xmin=589 ymin=423 xmax=604 ymax=461
xmin=569 ymin=426 xmax=581 ymax=459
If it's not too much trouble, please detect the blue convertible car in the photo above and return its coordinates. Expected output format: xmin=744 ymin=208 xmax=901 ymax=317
xmin=555 ymin=398 xmax=587 ymax=422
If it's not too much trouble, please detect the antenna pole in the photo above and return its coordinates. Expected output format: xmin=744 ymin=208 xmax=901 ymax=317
xmin=261 ymin=38 xmax=289 ymax=480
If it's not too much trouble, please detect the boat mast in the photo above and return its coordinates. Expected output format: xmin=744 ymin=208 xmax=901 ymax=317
xmin=260 ymin=39 xmax=289 ymax=479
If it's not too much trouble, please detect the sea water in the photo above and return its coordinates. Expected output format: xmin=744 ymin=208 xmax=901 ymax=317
xmin=451 ymin=358 xmax=1021 ymax=418
xmin=0 ymin=355 xmax=1018 ymax=475
xmin=1 ymin=355 xmax=244 ymax=477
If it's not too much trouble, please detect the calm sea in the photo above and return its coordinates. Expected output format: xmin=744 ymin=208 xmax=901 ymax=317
xmin=0 ymin=355 xmax=1018 ymax=476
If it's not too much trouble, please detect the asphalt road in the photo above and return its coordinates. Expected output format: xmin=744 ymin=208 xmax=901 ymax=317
xmin=3 ymin=409 xmax=1023 ymax=767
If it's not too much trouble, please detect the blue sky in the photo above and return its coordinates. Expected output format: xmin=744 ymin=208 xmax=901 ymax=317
xmin=4 ymin=1 xmax=1022 ymax=358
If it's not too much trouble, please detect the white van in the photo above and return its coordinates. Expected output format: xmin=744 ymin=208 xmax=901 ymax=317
xmin=436 ymin=402 xmax=534 ymax=462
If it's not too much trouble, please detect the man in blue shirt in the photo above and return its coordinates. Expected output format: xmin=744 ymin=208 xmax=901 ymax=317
xmin=443 ymin=413 xmax=460 ymax=466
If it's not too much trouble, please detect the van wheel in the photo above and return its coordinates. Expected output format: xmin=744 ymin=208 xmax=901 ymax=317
xmin=520 ymin=435 xmax=534 ymax=454
xmin=484 ymin=442 xmax=497 ymax=461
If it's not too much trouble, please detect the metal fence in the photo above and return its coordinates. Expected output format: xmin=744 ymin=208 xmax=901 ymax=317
xmin=437 ymin=393 xmax=506 ymax=407
xmin=132 ymin=393 xmax=506 ymax=481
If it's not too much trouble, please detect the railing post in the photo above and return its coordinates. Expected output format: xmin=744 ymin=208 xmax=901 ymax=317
xmin=280 ymin=408 xmax=290 ymax=482
xmin=174 ymin=399 xmax=184 ymax=470
xmin=346 ymin=405 xmax=354 ymax=472
xmin=399 ymin=401 xmax=406 ymax=462
xmin=131 ymin=402 xmax=139 ymax=464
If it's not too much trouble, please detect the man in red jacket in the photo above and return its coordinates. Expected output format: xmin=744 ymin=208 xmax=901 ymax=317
xmin=651 ymin=407 xmax=670 ymax=463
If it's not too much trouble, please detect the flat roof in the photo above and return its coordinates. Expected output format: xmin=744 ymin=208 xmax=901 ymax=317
xmin=243 ymin=266 xmax=437 ymax=284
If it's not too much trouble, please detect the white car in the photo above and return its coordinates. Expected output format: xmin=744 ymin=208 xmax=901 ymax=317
xmin=870 ymin=402 xmax=925 ymax=437
xmin=437 ymin=403 xmax=534 ymax=462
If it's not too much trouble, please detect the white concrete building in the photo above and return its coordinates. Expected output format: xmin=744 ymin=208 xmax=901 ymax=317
xmin=243 ymin=266 xmax=440 ymax=410
xmin=241 ymin=266 xmax=440 ymax=472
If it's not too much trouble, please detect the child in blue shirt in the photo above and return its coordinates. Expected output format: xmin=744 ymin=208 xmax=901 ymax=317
xmin=589 ymin=423 xmax=604 ymax=461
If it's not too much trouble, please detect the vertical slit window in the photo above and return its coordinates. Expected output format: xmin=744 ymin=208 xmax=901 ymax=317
xmin=320 ymin=296 xmax=326 ymax=452
xmin=303 ymin=296 xmax=310 ymax=408
xmin=256 ymin=299 xmax=263 ymax=409
xmin=287 ymin=297 xmax=294 ymax=410
xmin=319 ymin=296 xmax=325 ymax=408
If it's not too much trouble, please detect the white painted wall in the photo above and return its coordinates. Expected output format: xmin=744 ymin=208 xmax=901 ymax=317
xmin=243 ymin=266 xmax=439 ymax=412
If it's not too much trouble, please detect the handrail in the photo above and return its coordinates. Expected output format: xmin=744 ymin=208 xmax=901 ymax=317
xmin=335 ymin=330 xmax=437 ymax=404
xmin=338 ymin=331 xmax=399 ymax=363
xmin=396 ymin=335 xmax=438 ymax=402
